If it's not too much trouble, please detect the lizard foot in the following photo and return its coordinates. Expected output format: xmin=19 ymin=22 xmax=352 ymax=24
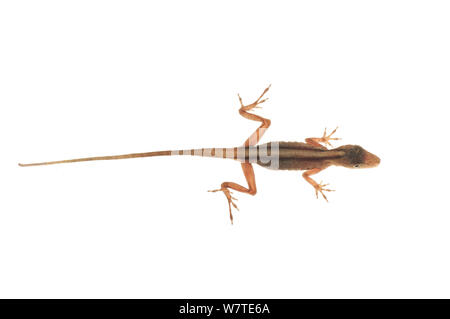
xmin=318 ymin=127 xmax=341 ymax=147
xmin=208 ymin=187 xmax=239 ymax=224
xmin=238 ymin=84 xmax=271 ymax=112
xmin=314 ymin=181 xmax=335 ymax=202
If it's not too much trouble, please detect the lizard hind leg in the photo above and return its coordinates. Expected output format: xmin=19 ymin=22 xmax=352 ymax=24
xmin=209 ymin=163 xmax=257 ymax=224
xmin=209 ymin=86 xmax=271 ymax=223
xmin=238 ymin=85 xmax=272 ymax=146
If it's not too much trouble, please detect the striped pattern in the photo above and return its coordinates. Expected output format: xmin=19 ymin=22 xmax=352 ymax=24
xmin=19 ymin=141 xmax=344 ymax=169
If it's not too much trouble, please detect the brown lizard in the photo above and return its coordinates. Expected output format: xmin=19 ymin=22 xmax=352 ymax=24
xmin=19 ymin=85 xmax=380 ymax=223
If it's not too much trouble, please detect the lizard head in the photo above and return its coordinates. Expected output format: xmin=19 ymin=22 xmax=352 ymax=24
xmin=334 ymin=145 xmax=380 ymax=169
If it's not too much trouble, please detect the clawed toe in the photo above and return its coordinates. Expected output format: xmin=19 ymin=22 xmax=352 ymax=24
xmin=209 ymin=187 xmax=239 ymax=223
xmin=314 ymin=181 xmax=335 ymax=202
xmin=321 ymin=127 xmax=341 ymax=147
xmin=238 ymin=84 xmax=271 ymax=112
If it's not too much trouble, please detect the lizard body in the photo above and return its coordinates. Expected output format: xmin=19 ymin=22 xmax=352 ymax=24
xmin=19 ymin=86 xmax=380 ymax=223
xmin=18 ymin=143 xmax=374 ymax=170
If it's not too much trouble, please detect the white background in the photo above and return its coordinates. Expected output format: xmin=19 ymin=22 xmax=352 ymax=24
xmin=1 ymin=1 xmax=449 ymax=298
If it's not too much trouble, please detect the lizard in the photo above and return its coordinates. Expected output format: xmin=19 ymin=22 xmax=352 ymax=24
xmin=19 ymin=85 xmax=380 ymax=223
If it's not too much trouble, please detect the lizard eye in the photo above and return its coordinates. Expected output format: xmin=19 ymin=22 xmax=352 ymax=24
xmin=353 ymin=164 xmax=360 ymax=168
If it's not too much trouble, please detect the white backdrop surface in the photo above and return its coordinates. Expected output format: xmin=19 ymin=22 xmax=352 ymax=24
xmin=1 ymin=1 xmax=449 ymax=298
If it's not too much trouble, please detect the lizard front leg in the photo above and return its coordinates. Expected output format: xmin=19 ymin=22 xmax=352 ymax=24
xmin=302 ymin=168 xmax=335 ymax=202
xmin=209 ymin=86 xmax=271 ymax=223
xmin=303 ymin=128 xmax=339 ymax=201
xmin=305 ymin=127 xmax=341 ymax=149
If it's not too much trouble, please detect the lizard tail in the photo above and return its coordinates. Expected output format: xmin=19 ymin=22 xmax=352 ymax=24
xmin=18 ymin=147 xmax=241 ymax=167
xmin=18 ymin=150 xmax=173 ymax=167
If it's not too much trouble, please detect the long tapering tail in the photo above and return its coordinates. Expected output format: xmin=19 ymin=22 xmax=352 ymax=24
xmin=18 ymin=147 xmax=246 ymax=167
xmin=18 ymin=150 xmax=173 ymax=167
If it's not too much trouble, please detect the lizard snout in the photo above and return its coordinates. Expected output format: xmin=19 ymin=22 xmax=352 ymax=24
xmin=364 ymin=151 xmax=380 ymax=168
